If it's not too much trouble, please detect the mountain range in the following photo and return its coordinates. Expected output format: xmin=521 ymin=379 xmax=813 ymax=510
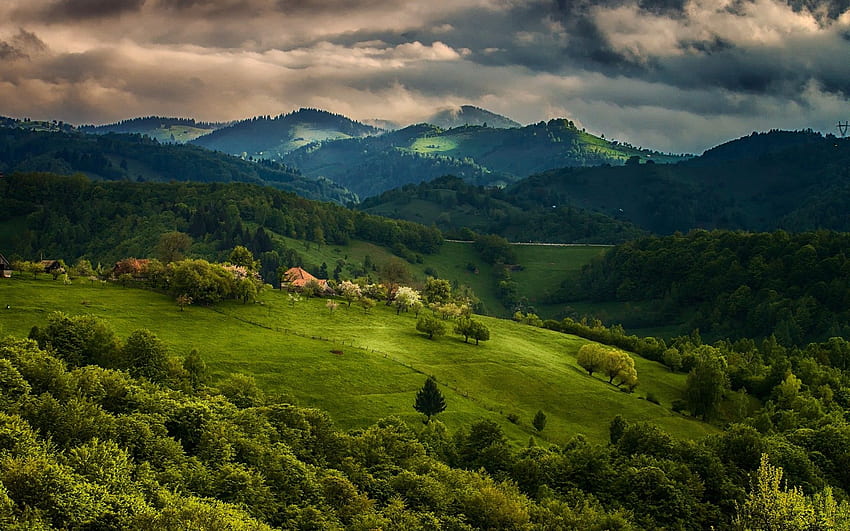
xmin=3 ymin=108 xmax=847 ymax=240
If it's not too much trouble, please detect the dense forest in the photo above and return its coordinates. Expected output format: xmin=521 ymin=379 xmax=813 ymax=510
xmin=0 ymin=172 xmax=442 ymax=271
xmin=359 ymin=175 xmax=646 ymax=244
xmin=513 ymin=131 xmax=850 ymax=234
xmin=557 ymin=230 xmax=850 ymax=345
xmin=0 ymin=128 xmax=356 ymax=204
xmin=5 ymin=302 xmax=850 ymax=528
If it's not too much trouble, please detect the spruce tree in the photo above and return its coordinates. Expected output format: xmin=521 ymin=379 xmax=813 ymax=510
xmin=414 ymin=376 xmax=447 ymax=422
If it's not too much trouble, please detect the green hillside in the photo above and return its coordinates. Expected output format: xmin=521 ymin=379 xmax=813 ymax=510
xmin=191 ymin=108 xmax=381 ymax=159
xmin=359 ymin=175 xmax=646 ymax=243
xmin=0 ymin=276 xmax=716 ymax=445
xmin=282 ymin=119 xmax=686 ymax=198
xmin=79 ymin=116 xmax=223 ymax=143
xmin=511 ymin=130 xmax=850 ymax=234
xmin=0 ymin=128 xmax=356 ymax=203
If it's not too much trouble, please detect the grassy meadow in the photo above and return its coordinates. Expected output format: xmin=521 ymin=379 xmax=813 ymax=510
xmin=274 ymin=237 xmax=609 ymax=318
xmin=0 ymin=276 xmax=717 ymax=446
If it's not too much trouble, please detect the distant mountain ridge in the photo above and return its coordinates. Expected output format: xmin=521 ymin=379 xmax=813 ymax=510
xmin=190 ymin=108 xmax=381 ymax=159
xmin=0 ymin=127 xmax=357 ymax=204
xmin=281 ymin=118 xmax=685 ymax=198
xmin=79 ymin=116 xmax=226 ymax=144
xmin=426 ymin=105 xmax=521 ymax=129
xmin=356 ymin=130 xmax=850 ymax=239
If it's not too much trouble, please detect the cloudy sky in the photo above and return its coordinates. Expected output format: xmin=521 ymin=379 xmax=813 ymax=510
xmin=1 ymin=0 xmax=849 ymax=153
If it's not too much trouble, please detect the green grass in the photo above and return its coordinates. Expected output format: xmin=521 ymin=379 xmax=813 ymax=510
xmin=512 ymin=245 xmax=608 ymax=307
xmin=0 ymin=276 xmax=717 ymax=446
xmin=269 ymin=238 xmax=609 ymax=319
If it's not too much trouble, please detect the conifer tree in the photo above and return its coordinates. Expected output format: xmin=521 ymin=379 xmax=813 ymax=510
xmin=413 ymin=376 xmax=447 ymax=423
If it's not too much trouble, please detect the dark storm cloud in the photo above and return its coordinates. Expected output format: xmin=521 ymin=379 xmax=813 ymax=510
xmin=275 ymin=0 xmax=395 ymax=14
xmin=0 ymin=28 xmax=47 ymax=60
xmin=40 ymin=0 xmax=147 ymax=21
xmin=1 ymin=0 xmax=849 ymax=153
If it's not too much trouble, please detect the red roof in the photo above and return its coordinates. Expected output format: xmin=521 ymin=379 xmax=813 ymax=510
xmin=282 ymin=267 xmax=329 ymax=288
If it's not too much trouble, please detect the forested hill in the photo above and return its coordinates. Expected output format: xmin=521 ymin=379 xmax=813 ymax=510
xmin=512 ymin=130 xmax=850 ymax=234
xmin=280 ymin=118 xmax=685 ymax=198
xmin=0 ymin=127 xmax=356 ymax=204
xmin=562 ymin=229 xmax=850 ymax=346
xmin=190 ymin=108 xmax=381 ymax=159
xmin=359 ymin=175 xmax=646 ymax=244
xmin=0 ymin=172 xmax=441 ymax=265
xmin=79 ymin=116 xmax=225 ymax=143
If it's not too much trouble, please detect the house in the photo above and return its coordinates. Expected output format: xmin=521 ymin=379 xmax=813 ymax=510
xmin=281 ymin=267 xmax=333 ymax=294
xmin=112 ymin=258 xmax=151 ymax=279
xmin=40 ymin=260 xmax=64 ymax=275
xmin=0 ymin=254 xmax=11 ymax=278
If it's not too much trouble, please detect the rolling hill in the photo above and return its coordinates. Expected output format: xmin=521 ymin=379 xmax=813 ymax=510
xmin=358 ymin=175 xmax=647 ymax=244
xmin=508 ymin=130 xmax=850 ymax=234
xmin=190 ymin=108 xmax=381 ymax=159
xmin=79 ymin=116 xmax=225 ymax=143
xmin=282 ymin=118 xmax=686 ymax=198
xmin=0 ymin=276 xmax=716 ymax=446
xmin=0 ymin=127 xmax=357 ymax=203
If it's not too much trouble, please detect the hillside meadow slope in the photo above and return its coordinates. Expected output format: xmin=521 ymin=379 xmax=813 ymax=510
xmin=0 ymin=277 xmax=716 ymax=445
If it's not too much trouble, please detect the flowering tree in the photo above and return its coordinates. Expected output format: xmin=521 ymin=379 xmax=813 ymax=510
xmin=393 ymin=286 xmax=421 ymax=315
xmin=339 ymin=280 xmax=362 ymax=307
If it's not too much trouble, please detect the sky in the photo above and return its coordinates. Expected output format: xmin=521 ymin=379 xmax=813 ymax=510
xmin=1 ymin=0 xmax=849 ymax=153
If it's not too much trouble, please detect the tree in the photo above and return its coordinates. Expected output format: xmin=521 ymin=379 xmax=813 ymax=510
xmin=359 ymin=297 xmax=376 ymax=313
xmin=413 ymin=376 xmax=446 ymax=423
xmin=733 ymin=454 xmax=821 ymax=531
xmin=176 ymin=293 xmax=193 ymax=311
xmin=124 ymin=329 xmax=169 ymax=382
xmin=455 ymin=318 xmax=490 ymax=345
xmin=416 ymin=314 xmax=447 ymax=340
xmin=228 ymin=246 xmax=257 ymax=271
xmin=663 ymin=347 xmax=683 ymax=372
xmin=156 ymin=231 xmax=192 ymax=263
xmin=609 ymin=414 xmax=628 ymax=444
xmin=393 ymin=286 xmax=420 ymax=315
xmin=532 ymin=410 xmax=547 ymax=432
xmin=603 ymin=350 xmax=637 ymax=389
xmin=685 ymin=345 xmax=729 ymax=419
xmin=423 ymin=278 xmax=452 ymax=304
xmin=339 ymin=281 xmax=362 ymax=307
xmin=467 ymin=320 xmax=490 ymax=345
xmin=183 ymin=349 xmax=208 ymax=389
xmin=576 ymin=343 xmax=608 ymax=376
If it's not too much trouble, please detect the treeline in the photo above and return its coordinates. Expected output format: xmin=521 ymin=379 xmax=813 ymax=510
xmin=512 ymin=131 xmax=850 ymax=235
xmin=5 ymin=314 xmax=850 ymax=528
xmin=0 ymin=172 xmax=442 ymax=267
xmin=79 ymin=116 xmax=225 ymax=134
xmin=557 ymin=229 xmax=850 ymax=345
xmin=0 ymin=128 xmax=356 ymax=203
xmin=359 ymin=175 xmax=646 ymax=244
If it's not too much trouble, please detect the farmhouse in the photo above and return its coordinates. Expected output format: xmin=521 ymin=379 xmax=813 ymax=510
xmin=0 ymin=254 xmax=11 ymax=278
xmin=40 ymin=260 xmax=64 ymax=275
xmin=281 ymin=267 xmax=333 ymax=294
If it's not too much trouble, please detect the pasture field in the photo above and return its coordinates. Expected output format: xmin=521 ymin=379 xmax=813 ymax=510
xmin=0 ymin=276 xmax=717 ymax=446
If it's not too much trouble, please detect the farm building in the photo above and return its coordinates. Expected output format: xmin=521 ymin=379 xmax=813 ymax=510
xmin=0 ymin=254 xmax=11 ymax=278
xmin=40 ymin=260 xmax=64 ymax=275
xmin=281 ymin=267 xmax=333 ymax=294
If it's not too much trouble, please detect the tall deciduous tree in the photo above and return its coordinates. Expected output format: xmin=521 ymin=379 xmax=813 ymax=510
xmin=413 ymin=376 xmax=446 ymax=423
xmin=685 ymin=345 xmax=729 ymax=420
xmin=156 ymin=231 xmax=192 ymax=264
xmin=124 ymin=329 xmax=169 ymax=382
